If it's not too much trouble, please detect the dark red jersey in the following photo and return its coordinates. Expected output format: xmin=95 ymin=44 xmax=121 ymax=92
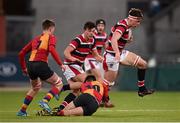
xmin=106 ymin=19 xmax=131 ymax=54
xmin=18 ymin=33 xmax=63 ymax=70
xmin=64 ymin=34 xmax=96 ymax=65
xmin=86 ymin=32 xmax=107 ymax=58
xmin=81 ymin=81 xmax=104 ymax=103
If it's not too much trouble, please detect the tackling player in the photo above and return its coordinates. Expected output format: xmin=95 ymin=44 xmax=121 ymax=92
xmin=36 ymin=75 xmax=109 ymax=116
xmin=84 ymin=19 xmax=114 ymax=107
xmin=57 ymin=75 xmax=108 ymax=116
xmin=57 ymin=21 xmax=104 ymax=112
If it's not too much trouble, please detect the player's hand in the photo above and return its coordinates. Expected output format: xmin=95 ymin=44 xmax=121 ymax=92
xmin=61 ymin=64 xmax=66 ymax=72
xmin=22 ymin=68 xmax=28 ymax=76
xmin=71 ymin=57 xmax=80 ymax=62
xmin=99 ymin=56 xmax=104 ymax=63
xmin=127 ymin=35 xmax=133 ymax=43
xmin=114 ymin=53 xmax=120 ymax=62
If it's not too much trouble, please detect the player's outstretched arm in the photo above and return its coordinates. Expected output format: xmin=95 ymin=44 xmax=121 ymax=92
xmin=92 ymin=49 xmax=104 ymax=62
xmin=64 ymin=45 xmax=80 ymax=62
xmin=62 ymin=82 xmax=82 ymax=91
xmin=49 ymin=45 xmax=64 ymax=68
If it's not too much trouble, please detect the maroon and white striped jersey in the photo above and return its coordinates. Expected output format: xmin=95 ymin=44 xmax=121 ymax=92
xmin=86 ymin=32 xmax=107 ymax=58
xmin=64 ymin=34 xmax=96 ymax=65
xmin=106 ymin=19 xmax=132 ymax=54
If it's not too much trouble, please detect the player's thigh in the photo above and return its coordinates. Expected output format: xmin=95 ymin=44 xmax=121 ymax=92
xmin=74 ymin=72 xmax=87 ymax=82
xmin=90 ymin=68 xmax=102 ymax=80
xmin=45 ymin=72 xmax=62 ymax=88
xmin=45 ymin=72 xmax=58 ymax=83
xmin=121 ymin=51 xmax=147 ymax=68
xmin=104 ymin=70 xmax=118 ymax=83
xmin=73 ymin=93 xmax=99 ymax=116
xmin=120 ymin=51 xmax=139 ymax=66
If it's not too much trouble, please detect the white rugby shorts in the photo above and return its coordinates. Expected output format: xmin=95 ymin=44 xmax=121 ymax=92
xmin=103 ymin=50 xmax=129 ymax=71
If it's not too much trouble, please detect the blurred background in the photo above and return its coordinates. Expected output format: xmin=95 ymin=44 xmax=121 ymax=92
xmin=0 ymin=0 xmax=180 ymax=91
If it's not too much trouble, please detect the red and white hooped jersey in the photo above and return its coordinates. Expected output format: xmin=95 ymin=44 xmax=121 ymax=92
xmin=64 ymin=34 xmax=96 ymax=65
xmin=86 ymin=31 xmax=107 ymax=58
xmin=106 ymin=19 xmax=132 ymax=54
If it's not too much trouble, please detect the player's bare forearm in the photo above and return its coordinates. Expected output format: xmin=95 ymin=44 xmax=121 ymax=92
xmin=70 ymin=82 xmax=82 ymax=90
xmin=64 ymin=46 xmax=79 ymax=62
xmin=64 ymin=52 xmax=78 ymax=62
xmin=92 ymin=50 xmax=104 ymax=62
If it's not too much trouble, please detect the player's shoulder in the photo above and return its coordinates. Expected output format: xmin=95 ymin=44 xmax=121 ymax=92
xmin=94 ymin=32 xmax=107 ymax=38
xmin=117 ymin=19 xmax=128 ymax=27
xmin=71 ymin=34 xmax=82 ymax=43
xmin=72 ymin=34 xmax=81 ymax=40
xmin=49 ymin=34 xmax=56 ymax=39
xmin=48 ymin=34 xmax=56 ymax=43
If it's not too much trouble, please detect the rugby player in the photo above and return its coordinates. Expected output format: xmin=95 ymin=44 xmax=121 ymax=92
xmin=17 ymin=19 xmax=64 ymax=116
xmin=103 ymin=8 xmax=154 ymax=97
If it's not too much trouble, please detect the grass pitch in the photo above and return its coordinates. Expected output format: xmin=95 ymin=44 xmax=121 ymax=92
xmin=0 ymin=90 xmax=180 ymax=122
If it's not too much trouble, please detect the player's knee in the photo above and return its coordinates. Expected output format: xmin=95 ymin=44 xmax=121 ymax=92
xmin=135 ymin=57 xmax=147 ymax=69
xmin=53 ymin=77 xmax=63 ymax=87
xmin=143 ymin=60 xmax=148 ymax=69
xmin=83 ymin=108 xmax=96 ymax=116
xmin=138 ymin=60 xmax=147 ymax=69
xmin=32 ymin=83 xmax=41 ymax=92
xmin=83 ymin=105 xmax=98 ymax=116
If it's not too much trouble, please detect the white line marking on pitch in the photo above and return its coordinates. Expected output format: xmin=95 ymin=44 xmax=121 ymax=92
xmin=98 ymin=109 xmax=180 ymax=112
xmin=1 ymin=109 xmax=180 ymax=113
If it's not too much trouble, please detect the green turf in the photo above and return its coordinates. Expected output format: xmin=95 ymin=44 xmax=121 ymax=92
xmin=0 ymin=90 xmax=180 ymax=122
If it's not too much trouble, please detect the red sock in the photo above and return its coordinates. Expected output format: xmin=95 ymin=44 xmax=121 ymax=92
xmin=20 ymin=95 xmax=33 ymax=112
xmin=138 ymin=80 xmax=145 ymax=87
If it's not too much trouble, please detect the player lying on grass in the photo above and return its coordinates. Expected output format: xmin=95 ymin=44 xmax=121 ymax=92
xmin=37 ymin=75 xmax=109 ymax=116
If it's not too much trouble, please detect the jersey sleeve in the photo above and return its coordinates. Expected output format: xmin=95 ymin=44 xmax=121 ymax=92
xmin=69 ymin=38 xmax=80 ymax=49
xmin=49 ymin=35 xmax=57 ymax=47
xmin=49 ymin=35 xmax=63 ymax=66
xmin=115 ymin=25 xmax=126 ymax=34
xmin=18 ymin=41 xmax=32 ymax=70
xmin=92 ymin=38 xmax=97 ymax=50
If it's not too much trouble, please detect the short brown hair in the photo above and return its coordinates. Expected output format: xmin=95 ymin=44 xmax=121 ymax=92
xmin=129 ymin=8 xmax=143 ymax=18
xmin=42 ymin=19 xmax=55 ymax=30
xmin=84 ymin=21 xmax=96 ymax=30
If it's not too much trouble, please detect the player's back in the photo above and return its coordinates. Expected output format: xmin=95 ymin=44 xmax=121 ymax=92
xmin=81 ymin=81 xmax=104 ymax=103
xmin=29 ymin=33 xmax=56 ymax=63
